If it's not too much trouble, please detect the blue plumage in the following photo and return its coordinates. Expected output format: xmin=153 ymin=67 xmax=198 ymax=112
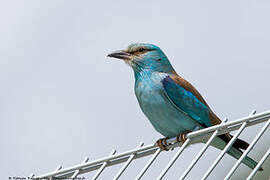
xmin=108 ymin=43 xmax=262 ymax=170
xmin=135 ymin=70 xmax=196 ymax=137
xmin=162 ymin=75 xmax=212 ymax=128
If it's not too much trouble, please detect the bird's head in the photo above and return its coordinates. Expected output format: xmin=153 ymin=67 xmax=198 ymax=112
xmin=108 ymin=43 xmax=175 ymax=74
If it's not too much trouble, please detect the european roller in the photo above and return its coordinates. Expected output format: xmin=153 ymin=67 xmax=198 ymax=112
xmin=108 ymin=43 xmax=262 ymax=170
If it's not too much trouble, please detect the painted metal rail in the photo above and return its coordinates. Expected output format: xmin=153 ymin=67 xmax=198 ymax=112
xmin=29 ymin=110 xmax=270 ymax=180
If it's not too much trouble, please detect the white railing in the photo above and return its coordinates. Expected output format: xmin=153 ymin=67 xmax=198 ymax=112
xmin=29 ymin=110 xmax=270 ymax=180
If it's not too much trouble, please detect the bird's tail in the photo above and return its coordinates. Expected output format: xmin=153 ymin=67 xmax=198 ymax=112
xmin=211 ymin=137 xmax=263 ymax=171
xmin=227 ymin=146 xmax=263 ymax=170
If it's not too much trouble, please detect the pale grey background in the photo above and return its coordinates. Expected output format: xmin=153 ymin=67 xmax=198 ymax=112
xmin=1 ymin=0 xmax=270 ymax=179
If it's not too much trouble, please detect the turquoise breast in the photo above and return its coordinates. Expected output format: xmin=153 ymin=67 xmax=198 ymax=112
xmin=135 ymin=72 xmax=198 ymax=138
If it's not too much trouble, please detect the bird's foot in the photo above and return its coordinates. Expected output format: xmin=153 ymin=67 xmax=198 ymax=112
xmin=176 ymin=130 xmax=191 ymax=143
xmin=156 ymin=137 xmax=169 ymax=151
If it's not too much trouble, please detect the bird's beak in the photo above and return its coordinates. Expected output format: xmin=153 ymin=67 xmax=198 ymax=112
xmin=107 ymin=50 xmax=132 ymax=60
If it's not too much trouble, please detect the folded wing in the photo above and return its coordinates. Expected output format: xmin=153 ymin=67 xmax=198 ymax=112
xmin=161 ymin=74 xmax=249 ymax=150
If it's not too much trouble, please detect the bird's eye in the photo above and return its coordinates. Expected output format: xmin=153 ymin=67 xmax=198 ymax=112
xmin=130 ymin=47 xmax=148 ymax=55
xmin=138 ymin=48 xmax=145 ymax=52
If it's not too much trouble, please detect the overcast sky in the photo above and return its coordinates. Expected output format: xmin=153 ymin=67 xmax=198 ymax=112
xmin=1 ymin=1 xmax=270 ymax=180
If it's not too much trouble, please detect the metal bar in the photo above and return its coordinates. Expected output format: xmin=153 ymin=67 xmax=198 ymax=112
xmin=201 ymin=110 xmax=256 ymax=180
xmin=92 ymin=149 xmax=116 ymax=180
xmin=135 ymin=148 xmax=162 ymax=180
xmin=157 ymin=138 xmax=191 ymax=180
xmin=28 ymin=173 xmax=35 ymax=180
xmin=71 ymin=157 xmax=89 ymax=179
xmin=33 ymin=110 xmax=270 ymax=179
xmin=186 ymin=110 xmax=269 ymax=139
xmin=52 ymin=147 xmax=159 ymax=179
xmin=35 ymin=120 xmax=268 ymax=179
xmin=113 ymin=142 xmax=144 ymax=180
xmin=49 ymin=165 xmax=62 ymax=180
xmin=179 ymin=118 xmax=228 ymax=180
xmin=224 ymin=119 xmax=270 ymax=180
xmin=35 ymin=143 xmax=156 ymax=179
xmin=201 ymin=121 xmax=247 ymax=179
xmin=182 ymin=116 xmax=269 ymax=150
xmin=247 ymin=147 xmax=270 ymax=180
xmin=55 ymin=165 xmax=62 ymax=171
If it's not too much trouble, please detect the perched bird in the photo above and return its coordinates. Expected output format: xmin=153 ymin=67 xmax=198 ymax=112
xmin=108 ymin=43 xmax=262 ymax=170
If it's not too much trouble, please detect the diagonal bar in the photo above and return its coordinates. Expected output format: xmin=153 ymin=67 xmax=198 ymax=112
xmin=135 ymin=148 xmax=162 ymax=180
xmin=179 ymin=118 xmax=228 ymax=180
xmin=201 ymin=122 xmax=249 ymax=178
xmin=32 ymin=110 xmax=270 ymax=180
xmin=71 ymin=157 xmax=89 ymax=179
xmin=92 ymin=149 xmax=116 ymax=180
xmin=201 ymin=110 xmax=256 ymax=180
xmin=224 ymin=118 xmax=270 ymax=180
xmin=157 ymin=138 xmax=191 ymax=180
xmin=186 ymin=110 xmax=269 ymax=139
xmin=113 ymin=142 xmax=144 ymax=180
xmin=28 ymin=173 xmax=35 ymax=180
xmin=247 ymin=147 xmax=270 ymax=180
xmin=50 ymin=165 xmax=62 ymax=180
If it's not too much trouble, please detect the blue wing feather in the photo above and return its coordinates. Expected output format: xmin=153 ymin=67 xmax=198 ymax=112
xmin=161 ymin=75 xmax=212 ymax=127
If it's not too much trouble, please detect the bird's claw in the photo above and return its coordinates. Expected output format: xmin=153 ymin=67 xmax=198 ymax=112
xmin=156 ymin=137 xmax=169 ymax=151
xmin=176 ymin=130 xmax=191 ymax=143
xmin=156 ymin=131 xmax=191 ymax=151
